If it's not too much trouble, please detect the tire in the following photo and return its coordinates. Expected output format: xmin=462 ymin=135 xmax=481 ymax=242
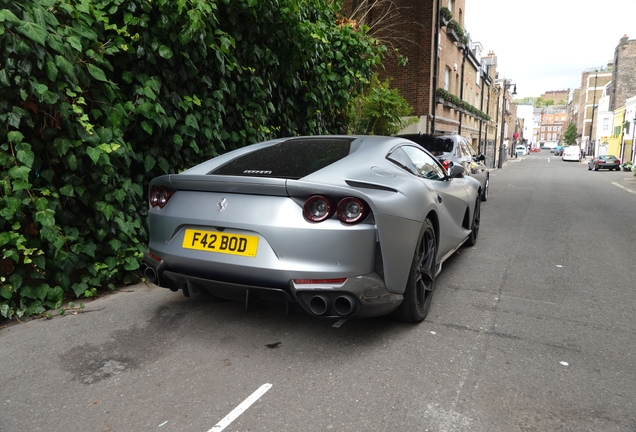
xmin=481 ymin=177 xmax=489 ymax=202
xmin=465 ymin=197 xmax=481 ymax=247
xmin=392 ymin=218 xmax=437 ymax=323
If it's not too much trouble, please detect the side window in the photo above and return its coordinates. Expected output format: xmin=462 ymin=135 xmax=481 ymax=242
xmin=386 ymin=147 xmax=418 ymax=176
xmin=401 ymin=146 xmax=446 ymax=181
xmin=460 ymin=141 xmax=475 ymax=158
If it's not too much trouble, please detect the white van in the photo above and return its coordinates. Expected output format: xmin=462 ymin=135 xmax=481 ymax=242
xmin=514 ymin=145 xmax=527 ymax=156
xmin=562 ymin=146 xmax=581 ymax=161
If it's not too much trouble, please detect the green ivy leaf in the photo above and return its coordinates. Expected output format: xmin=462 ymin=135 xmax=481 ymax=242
xmin=102 ymin=204 xmax=114 ymax=220
xmin=46 ymin=33 xmax=64 ymax=54
xmin=12 ymin=179 xmax=32 ymax=192
xmin=55 ymin=55 xmax=76 ymax=82
xmin=8 ymin=166 xmax=30 ymax=181
xmin=17 ymin=21 xmax=48 ymax=46
xmin=158 ymin=157 xmax=169 ymax=174
xmin=158 ymin=45 xmax=173 ymax=59
xmin=113 ymin=189 xmax=126 ymax=203
xmin=87 ymin=63 xmax=108 ymax=82
xmin=34 ymin=197 xmax=48 ymax=211
xmin=59 ymin=184 xmax=74 ymax=196
xmin=144 ymin=155 xmax=156 ymax=171
xmin=141 ymin=120 xmax=153 ymax=135
xmin=35 ymin=209 xmax=56 ymax=227
xmin=82 ymin=242 xmax=97 ymax=258
xmin=124 ymin=257 xmax=140 ymax=271
xmin=86 ymin=146 xmax=102 ymax=164
xmin=54 ymin=138 xmax=72 ymax=156
xmin=0 ymin=231 xmax=12 ymax=247
xmin=8 ymin=131 xmax=24 ymax=143
xmin=16 ymin=143 xmax=35 ymax=168
xmin=0 ymin=9 xmax=20 ymax=23
xmin=67 ymin=35 xmax=82 ymax=52
xmin=185 ymin=114 xmax=199 ymax=130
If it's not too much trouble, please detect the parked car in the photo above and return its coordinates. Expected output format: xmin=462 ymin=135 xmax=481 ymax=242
xmin=562 ymin=146 xmax=581 ymax=162
xmin=588 ymin=155 xmax=621 ymax=171
xmin=142 ymin=136 xmax=482 ymax=323
xmin=514 ymin=145 xmax=528 ymax=156
xmin=397 ymin=133 xmax=490 ymax=201
xmin=553 ymin=146 xmax=564 ymax=156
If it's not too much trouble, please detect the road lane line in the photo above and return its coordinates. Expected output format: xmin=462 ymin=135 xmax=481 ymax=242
xmin=208 ymin=383 xmax=272 ymax=432
xmin=611 ymin=182 xmax=636 ymax=195
xmin=333 ymin=319 xmax=347 ymax=328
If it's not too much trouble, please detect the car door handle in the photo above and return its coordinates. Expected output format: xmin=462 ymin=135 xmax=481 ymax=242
xmin=437 ymin=194 xmax=442 ymax=204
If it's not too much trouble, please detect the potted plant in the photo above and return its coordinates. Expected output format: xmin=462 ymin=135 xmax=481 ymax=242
xmin=439 ymin=7 xmax=452 ymax=26
xmin=621 ymin=161 xmax=634 ymax=171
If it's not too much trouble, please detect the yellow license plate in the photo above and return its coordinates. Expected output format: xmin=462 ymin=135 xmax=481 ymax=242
xmin=182 ymin=229 xmax=258 ymax=257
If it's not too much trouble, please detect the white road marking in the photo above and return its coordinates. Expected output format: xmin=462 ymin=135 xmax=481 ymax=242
xmin=548 ymin=158 xmax=551 ymax=162
xmin=333 ymin=319 xmax=347 ymax=328
xmin=208 ymin=384 xmax=272 ymax=432
xmin=611 ymin=182 xmax=636 ymax=195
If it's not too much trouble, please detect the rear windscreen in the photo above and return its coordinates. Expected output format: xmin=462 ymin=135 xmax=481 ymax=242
xmin=210 ymin=137 xmax=355 ymax=179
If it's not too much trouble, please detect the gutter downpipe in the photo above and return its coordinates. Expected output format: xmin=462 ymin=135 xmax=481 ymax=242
xmin=431 ymin=0 xmax=440 ymax=135
xmin=478 ymin=72 xmax=486 ymax=153
xmin=458 ymin=48 xmax=466 ymax=134
xmin=493 ymin=87 xmax=500 ymax=168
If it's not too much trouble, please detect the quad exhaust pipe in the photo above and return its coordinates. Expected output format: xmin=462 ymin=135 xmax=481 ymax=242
xmin=307 ymin=294 xmax=357 ymax=316
xmin=334 ymin=295 xmax=356 ymax=316
xmin=309 ymin=295 xmax=331 ymax=316
xmin=139 ymin=264 xmax=158 ymax=285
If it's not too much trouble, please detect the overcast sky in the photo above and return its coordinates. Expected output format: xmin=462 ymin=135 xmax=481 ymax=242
xmin=464 ymin=0 xmax=636 ymax=99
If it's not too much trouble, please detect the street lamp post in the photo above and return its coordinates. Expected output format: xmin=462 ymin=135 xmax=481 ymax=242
xmin=497 ymin=80 xmax=517 ymax=169
xmin=587 ymin=72 xmax=598 ymax=156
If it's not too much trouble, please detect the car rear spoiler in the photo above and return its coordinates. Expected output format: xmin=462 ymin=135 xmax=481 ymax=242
xmin=151 ymin=174 xmax=289 ymax=196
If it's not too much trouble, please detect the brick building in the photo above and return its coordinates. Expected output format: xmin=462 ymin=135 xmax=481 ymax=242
xmin=577 ymin=67 xmax=612 ymax=149
xmin=343 ymin=0 xmax=514 ymax=167
xmin=610 ymin=35 xmax=636 ymax=110
xmin=538 ymin=106 xmax=567 ymax=145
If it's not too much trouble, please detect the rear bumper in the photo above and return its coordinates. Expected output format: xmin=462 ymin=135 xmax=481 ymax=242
xmin=141 ymin=252 xmax=402 ymax=319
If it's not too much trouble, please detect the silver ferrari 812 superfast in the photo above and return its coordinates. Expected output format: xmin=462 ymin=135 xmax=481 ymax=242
xmin=141 ymin=135 xmax=482 ymax=323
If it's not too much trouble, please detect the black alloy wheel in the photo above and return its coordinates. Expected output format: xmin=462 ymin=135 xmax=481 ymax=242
xmin=466 ymin=197 xmax=481 ymax=247
xmin=481 ymin=177 xmax=489 ymax=202
xmin=393 ymin=218 xmax=437 ymax=323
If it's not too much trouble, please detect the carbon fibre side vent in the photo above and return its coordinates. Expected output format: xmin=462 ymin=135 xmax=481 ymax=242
xmin=345 ymin=180 xmax=398 ymax=193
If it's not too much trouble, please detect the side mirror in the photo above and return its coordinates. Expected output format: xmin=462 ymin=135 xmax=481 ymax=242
xmin=448 ymin=164 xmax=465 ymax=178
xmin=477 ymin=154 xmax=486 ymax=161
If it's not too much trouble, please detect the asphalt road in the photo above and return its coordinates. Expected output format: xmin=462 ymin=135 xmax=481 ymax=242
xmin=2 ymin=151 xmax=636 ymax=432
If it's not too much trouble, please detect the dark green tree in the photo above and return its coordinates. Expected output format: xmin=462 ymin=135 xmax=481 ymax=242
xmin=563 ymin=123 xmax=578 ymax=145
xmin=346 ymin=75 xmax=417 ymax=135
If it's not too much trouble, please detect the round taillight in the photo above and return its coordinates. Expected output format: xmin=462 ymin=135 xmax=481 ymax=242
xmin=149 ymin=188 xmax=160 ymax=207
xmin=303 ymin=195 xmax=333 ymax=222
xmin=149 ymin=187 xmax=172 ymax=208
xmin=337 ymin=197 xmax=366 ymax=224
xmin=159 ymin=189 xmax=169 ymax=207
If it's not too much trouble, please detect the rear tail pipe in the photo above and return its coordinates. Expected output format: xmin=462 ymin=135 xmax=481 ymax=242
xmin=144 ymin=266 xmax=158 ymax=284
xmin=308 ymin=295 xmax=331 ymax=316
xmin=334 ymin=295 xmax=356 ymax=316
